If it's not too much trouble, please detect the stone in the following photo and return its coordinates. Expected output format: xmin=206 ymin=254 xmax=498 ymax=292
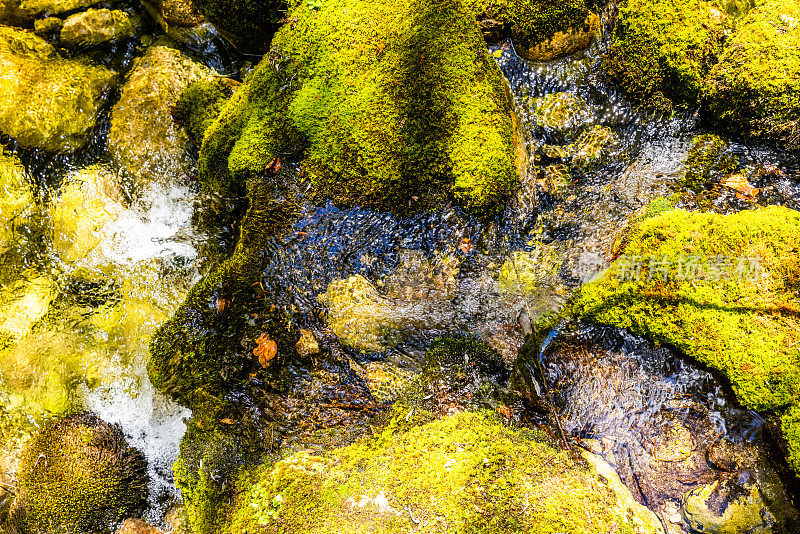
xmin=108 ymin=44 xmax=214 ymax=183
xmin=60 ymin=8 xmax=135 ymax=47
xmin=0 ymin=27 xmax=116 ymax=151
xmin=682 ymin=479 xmax=775 ymax=534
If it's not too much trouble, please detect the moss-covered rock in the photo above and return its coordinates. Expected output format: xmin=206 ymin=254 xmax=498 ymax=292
xmin=192 ymin=0 xmax=283 ymax=51
xmin=226 ymin=410 xmax=659 ymax=533
xmin=603 ymin=0 xmax=730 ymax=111
xmin=466 ymin=0 xmax=600 ymax=61
xmin=108 ymin=44 xmax=214 ymax=184
xmin=199 ymin=0 xmax=523 ymax=215
xmin=704 ymin=0 xmax=800 ymax=151
xmin=14 ymin=413 xmax=148 ymax=534
xmin=143 ymin=0 xmax=204 ymax=27
xmin=0 ymin=0 xmax=103 ymax=24
xmin=572 ymin=206 xmax=800 ymax=473
xmin=60 ymin=8 xmax=135 ymax=47
xmin=0 ymin=27 xmax=116 ymax=152
xmin=173 ymin=77 xmax=235 ymax=148
xmin=681 ymin=479 xmax=775 ymax=534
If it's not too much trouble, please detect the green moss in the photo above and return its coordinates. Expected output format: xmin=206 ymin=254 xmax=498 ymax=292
xmin=574 ymin=206 xmax=800 ymax=412
xmin=147 ymin=177 xmax=300 ymax=416
xmin=0 ymin=27 xmax=116 ymax=152
xmin=681 ymin=134 xmax=738 ymax=191
xmin=15 ymin=413 xmax=148 ymax=534
xmin=173 ymin=78 xmax=235 ymax=148
xmin=192 ymin=0 xmax=284 ymax=52
xmin=226 ymin=410 xmax=650 ymax=534
xmin=782 ymin=405 xmax=800 ymax=474
xmin=199 ymin=0 xmax=520 ymax=215
xmin=704 ymin=0 xmax=800 ymax=151
xmin=603 ymin=0 xmax=730 ymax=112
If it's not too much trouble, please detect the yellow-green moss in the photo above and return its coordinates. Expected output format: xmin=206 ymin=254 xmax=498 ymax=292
xmin=199 ymin=0 xmax=519 ymax=215
xmin=603 ymin=0 xmax=730 ymax=112
xmin=782 ymin=405 xmax=800 ymax=474
xmin=0 ymin=27 xmax=116 ymax=152
xmin=173 ymin=78 xmax=235 ymax=148
xmin=226 ymin=410 xmax=648 ymax=534
xmin=15 ymin=413 xmax=148 ymax=534
xmin=704 ymin=0 xmax=800 ymax=151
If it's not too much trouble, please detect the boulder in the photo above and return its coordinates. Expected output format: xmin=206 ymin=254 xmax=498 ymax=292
xmin=199 ymin=0 xmax=524 ymax=215
xmin=108 ymin=44 xmax=213 ymax=183
xmin=142 ymin=0 xmax=204 ymax=27
xmin=0 ymin=0 xmax=103 ymax=24
xmin=60 ymin=8 xmax=135 ymax=47
xmin=0 ymin=27 xmax=115 ymax=152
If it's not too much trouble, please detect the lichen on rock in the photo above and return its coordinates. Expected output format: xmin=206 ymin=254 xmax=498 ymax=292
xmin=0 ymin=27 xmax=116 ymax=152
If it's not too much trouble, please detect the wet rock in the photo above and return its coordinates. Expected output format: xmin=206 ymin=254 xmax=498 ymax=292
xmin=108 ymin=44 xmax=214 ymax=184
xmin=199 ymin=0 xmax=523 ymax=215
xmin=650 ymin=413 xmax=695 ymax=463
xmin=0 ymin=149 xmax=32 ymax=257
xmin=0 ymin=275 xmax=55 ymax=339
xmin=534 ymin=92 xmax=590 ymax=134
xmin=33 ymin=16 xmax=62 ymax=36
xmin=681 ymin=479 xmax=775 ymax=534
xmin=0 ymin=0 xmax=103 ymax=24
xmin=516 ymin=12 xmax=599 ymax=62
xmin=707 ymin=439 xmax=756 ymax=473
xmin=142 ymin=0 xmax=203 ymax=27
xmin=0 ymin=27 xmax=116 ymax=152
xmin=361 ymin=360 xmax=416 ymax=404
xmin=191 ymin=0 xmax=282 ymax=52
xmin=680 ymin=134 xmax=738 ymax=192
xmin=50 ymin=164 xmax=125 ymax=264
xmin=13 ymin=413 xmax=148 ymax=534
xmin=60 ymin=8 xmax=135 ymax=48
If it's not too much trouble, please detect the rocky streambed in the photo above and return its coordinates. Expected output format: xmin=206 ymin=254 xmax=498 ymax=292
xmin=1 ymin=0 xmax=799 ymax=533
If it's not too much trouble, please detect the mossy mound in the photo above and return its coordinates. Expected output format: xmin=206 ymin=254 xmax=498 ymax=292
xmin=199 ymin=0 xmax=522 ymax=215
xmin=572 ymin=206 xmax=800 ymax=471
xmin=602 ymin=0 xmax=730 ymax=112
xmin=704 ymin=0 xmax=800 ymax=151
xmin=466 ymin=0 xmax=600 ymax=60
xmin=108 ymin=44 xmax=213 ymax=184
xmin=14 ymin=413 xmax=148 ymax=534
xmin=173 ymin=77 xmax=235 ymax=148
xmin=0 ymin=27 xmax=116 ymax=152
xmin=574 ymin=206 xmax=800 ymax=412
xmin=192 ymin=0 xmax=283 ymax=52
xmin=226 ymin=410 xmax=658 ymax=533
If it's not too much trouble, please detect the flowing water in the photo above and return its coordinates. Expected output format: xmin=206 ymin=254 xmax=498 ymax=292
xmin=2 ymin=14 xmax=800 ymax=533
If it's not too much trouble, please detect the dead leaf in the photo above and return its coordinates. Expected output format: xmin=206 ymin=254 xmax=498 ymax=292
xmin=216 ymin=298 xmax=229 ymax=314
xmin=220 ymin=418 xmax=237 ymax=425
xmin=254 ymin=333 xmax=278 ymax=367
xmin=458 ymin=237 xmax=474 ymax=254
xmin=497 ymin=404 xmax=513 ymax=419
xmin=265 ymin=156 xmax=282 ymax=175
xmin=721 ymin=173 xmax=759 ymax=199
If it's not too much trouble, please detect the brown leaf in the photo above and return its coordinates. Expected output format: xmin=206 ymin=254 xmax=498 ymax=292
xmin=265 ymin=156 xmax=282 ymax=175
xmin=254 ymin=332 xmax=278 ymax=367
xmin=721 ymin=173 xmax=759 ymax=199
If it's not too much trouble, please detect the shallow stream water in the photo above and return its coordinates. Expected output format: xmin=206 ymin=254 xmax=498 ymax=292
xmin=2 ymin=13 xmax=800 ymax=533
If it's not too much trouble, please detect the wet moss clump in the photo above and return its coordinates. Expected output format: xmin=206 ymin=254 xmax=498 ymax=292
xmin=199 ymin=0 xmax=522 ymax=215
xmin=173 ymin=77 xmax=235 ymax=148
xmin=13 ymin=413 xmax=148 ymax=534
xmin=680 ymin=133 xmax=738 ymax=191
xmin=602 ymin=0 xmax=730 ymax=112
xmin=704 ymin=0 xmax=800 ymax=151
xmin=572 ymin=206 xmax=800 ymax=470
xmin=782 ymin=405 xmax=800 ymax=474
xmin=225 ymin=410 xmax=647 ymax=533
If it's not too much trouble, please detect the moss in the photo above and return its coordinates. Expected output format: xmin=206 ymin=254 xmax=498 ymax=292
xmin=226 ymin=410 xmax=649 ymax=534
xmin=199 ymin=0 xmax=520 ymax=215
xmin=108 ymin=44 xmax=213 ymax=183
xmin=603 ymin=0 xmax=730 ymax=112
xmin=703 ymin=0 xmax=800 ymax=151
xmin=60 ymin=8 xmax=135 ymax=47
xmin=147 ymin=177 xmax=300 ymax=416
xmin=192 ymin=0 xmax=284 ymax=52
xmin=680 ymin=134 xmax=738 ymax=191
xmin=782 ymin=405 xmax=800 ymax=474
xmin=174 ymin=78 xmax=235 ymax=148
xmin=15 ymin=413 xmax=148 ymax=534
xmin=0 ymin=27 xmax=116 ymax=152
xmin=574 ymin=206 xmax=800 ymax=412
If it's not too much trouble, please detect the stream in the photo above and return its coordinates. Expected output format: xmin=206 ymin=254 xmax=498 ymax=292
xmin=1 ymin=9 xmax=799 ymax=534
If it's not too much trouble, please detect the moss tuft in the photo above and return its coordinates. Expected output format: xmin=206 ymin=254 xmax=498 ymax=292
xmin=173 ymin=77 xmax=235 ymax=148
xmin=15 ymin=413 xmax=148 ymax=534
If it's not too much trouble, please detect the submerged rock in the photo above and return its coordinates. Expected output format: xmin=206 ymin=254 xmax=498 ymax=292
xmin=0 ymin=27 xmax=115 ymax=152
xmin=199 ymin=0 xmax=524 ymax=215
xmin=108 ymin=44 xmax=214 ymax=183
xmin=11 ymin=413 xmax=148 ymax=534
xmin=682 ymin=479 xmax=776 ymax=534
xmin=224 ymin=410 xmax=662 ymax=533
xmin=60 ymin=8 xmax=135 ymax=47
xmin=191 ymin=0 xmax=282 ymax=51
xmin=142 ymin=0 xmax=204 ymax=27
xmin=0 ymin=149 xmax=32 ymax=257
